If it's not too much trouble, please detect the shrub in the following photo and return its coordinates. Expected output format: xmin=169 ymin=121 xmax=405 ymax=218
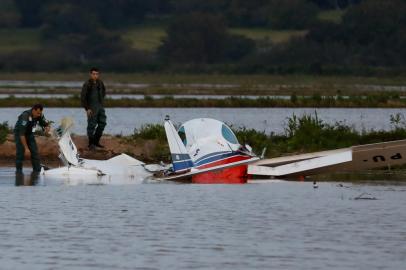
xmin=0 ymin=122 xmax=10 ymax=144
xmin=132 ymin=124 xmax=166 ymax=140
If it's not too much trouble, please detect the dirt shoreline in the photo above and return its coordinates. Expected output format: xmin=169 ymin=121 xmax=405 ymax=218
xmin=0 ymin=134 xmax=160 ymax=166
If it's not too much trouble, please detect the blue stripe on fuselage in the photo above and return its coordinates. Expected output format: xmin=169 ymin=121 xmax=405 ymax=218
xmin=173 ymin=159 xmax=194 ymax=172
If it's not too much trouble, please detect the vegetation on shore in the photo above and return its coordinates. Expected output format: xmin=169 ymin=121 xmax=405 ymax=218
xmin=119 ymin=123 xmax=169 ymax=162
xmin=2 ymin=92 xmax=406 ymax=108
xmin=0 ymin=122 xmax=9 ymax=144
xmin=235 ymin=113 xmax=406 ymax=158
xmin=116 ymin=113 xmax=406 ymax=161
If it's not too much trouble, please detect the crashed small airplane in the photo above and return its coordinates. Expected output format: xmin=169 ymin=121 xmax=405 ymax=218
xmin=42 ymin=117 xmax=406 ymax=184
xmin=161 ymin=116 xmax=259 ymax=183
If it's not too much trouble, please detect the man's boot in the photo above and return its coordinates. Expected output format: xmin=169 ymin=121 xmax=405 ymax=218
xmin=94 ymin=133 xmax=104 ymax=149
xmin=88 ymin=136 xmax=95 ymax=150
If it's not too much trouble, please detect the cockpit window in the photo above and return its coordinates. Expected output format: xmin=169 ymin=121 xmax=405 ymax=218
xmin=221 ymin=124 xmax=238 ymax=144
xmin=178 ymin=126 xmax=187 ymax=146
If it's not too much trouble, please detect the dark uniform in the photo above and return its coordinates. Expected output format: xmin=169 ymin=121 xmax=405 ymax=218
xmin=14 ymin=110 xmax=48 ymax=173
xmin=80 ymin=79 xmax=107 ymax=146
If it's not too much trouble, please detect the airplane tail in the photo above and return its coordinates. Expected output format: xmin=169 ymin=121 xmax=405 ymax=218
xmin=164 ymin=116 xmax=194 ymax=173
xmin=53 ymin=117 xmax=80 ymax=166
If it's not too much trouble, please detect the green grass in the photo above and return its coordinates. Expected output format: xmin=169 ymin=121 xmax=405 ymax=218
xmin=318 ymin=10 xmax=346 ymax=23
xmin=229 ymin=28 xmax=307 ymax=44
xmin=121 ymin=25 xmax=307 ymax=51
xmin=121 ymin=26 xmax=166 ymax=51
xmin=0 ymin=28 xmax=41 ymax=53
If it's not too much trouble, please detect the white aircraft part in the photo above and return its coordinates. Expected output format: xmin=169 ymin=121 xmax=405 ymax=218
xmin=44 ymin=154 xmax=152 ymax=180
xmin=180 ymin=118 xmax=242 ymax=161
xmin=164 ymin=119 xmax=189 ymax=155
xmin=43 ymin=166 xmax=101 ymax=177
xmin=248 ymin=150 xmax=352 ymax=176
xmin=42 ymin=118 xmax=153 ymax=183
xmin=254 ymin=148 xmax=350 ymax=167
xmin=58 ymin=131 xmax=80 ymax=166
xmin=164 ymin=119 xmax=194 ymax=172
xmin=81 ymin=154 xmax=150 ymax=177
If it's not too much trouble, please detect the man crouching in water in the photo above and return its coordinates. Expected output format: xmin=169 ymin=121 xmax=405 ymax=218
xmin=14 ymin=104 xmax=50 ymax=174
xmin=81 ymin=67 xmax=107 ymax=150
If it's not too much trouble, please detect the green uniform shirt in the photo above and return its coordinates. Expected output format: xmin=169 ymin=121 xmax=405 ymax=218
xmin=81 ymin=79 xmax=106 ymax=111
xmin=14 ymin=110 xmax=48 ymax=136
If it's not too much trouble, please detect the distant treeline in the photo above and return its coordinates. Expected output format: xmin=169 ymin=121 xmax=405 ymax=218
xmin=2 ymin=0 xmax=406 ymax=75
xmin=0 ymin=0 xmax=362 ymax=28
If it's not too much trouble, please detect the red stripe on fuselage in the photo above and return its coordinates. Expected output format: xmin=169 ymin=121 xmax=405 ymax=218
xmin=192 ymin=155 xmax=251 ymax=184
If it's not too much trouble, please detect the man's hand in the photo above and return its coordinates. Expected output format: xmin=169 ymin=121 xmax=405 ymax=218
xmin=44 ymin=126 xmax=51 ymax=135
xmin=20 ymin=136 xmax=28 ymax=154
xmin=86 ymin=109 xmax=93 ymax=117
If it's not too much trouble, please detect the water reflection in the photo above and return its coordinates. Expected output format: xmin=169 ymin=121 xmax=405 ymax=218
xmin=15 ymin=171 xmax=41 ymax=186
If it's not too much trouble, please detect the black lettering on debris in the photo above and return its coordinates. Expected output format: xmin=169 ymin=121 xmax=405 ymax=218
xmin=372 ymin=155 xmax=386 ymax=162
xmin=390 ymin=153 xmax=402 ymax=160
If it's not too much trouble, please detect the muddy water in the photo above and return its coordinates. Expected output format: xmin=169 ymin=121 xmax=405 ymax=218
xmin=0 ymin=166 xmax=405 ymax=270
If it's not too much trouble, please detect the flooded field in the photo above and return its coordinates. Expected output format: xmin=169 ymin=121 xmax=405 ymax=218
xmin=0 ymin=93 xmax=271 ymax=100
xmin=1 ymin=79 xmax=406 ymax=95
xmin=0 ymin=166 xmax=405 ymax=270
xmin=0 ymin=107 xmax=404 ymax=135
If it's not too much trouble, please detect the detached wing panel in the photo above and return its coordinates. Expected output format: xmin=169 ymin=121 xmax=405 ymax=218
xmin=248 ymin=150 xmax=352 ymax=177
xmin=248 ymin=139 xmax=406 ymax=177
xmin=346 ymin=139 xmax=406 ymax=170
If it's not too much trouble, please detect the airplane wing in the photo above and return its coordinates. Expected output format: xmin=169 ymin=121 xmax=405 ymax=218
xmin=248 ymin=139 xmax=406 ymax=177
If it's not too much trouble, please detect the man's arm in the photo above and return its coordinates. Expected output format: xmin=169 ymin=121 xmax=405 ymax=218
xmin=38 ymin=115 xmax=51 ymax=134
xmin=15 ymin=112 xmax=28 ymax=136
xmin=81 ymin=82 xmax=89 ymax=110
xmin=101 ymin=81 xmax=106 ymax=98
xmin=20 ymin=135 xmax=29 ymax=150
xmin=38 ymin=114 xmax=48 ymax=128
xmin=16 ymin=113 xmax=29 ymax=150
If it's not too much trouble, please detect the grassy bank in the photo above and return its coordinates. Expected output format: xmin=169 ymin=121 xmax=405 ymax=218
xmin=1 ymin=93 xmax=406 ymax=108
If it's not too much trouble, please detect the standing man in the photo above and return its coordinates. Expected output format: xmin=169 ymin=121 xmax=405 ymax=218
xmin=14 ymin=104 xmax=50 ymax=174
xmin=81 ymin=67 xmax=107 ymax=150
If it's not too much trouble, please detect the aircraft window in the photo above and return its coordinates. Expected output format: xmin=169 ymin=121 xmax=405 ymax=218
xmin=178 ymin=126 xmax=187 ymax=146
xmin=221 ymin=124 xmax=238 ymax=144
